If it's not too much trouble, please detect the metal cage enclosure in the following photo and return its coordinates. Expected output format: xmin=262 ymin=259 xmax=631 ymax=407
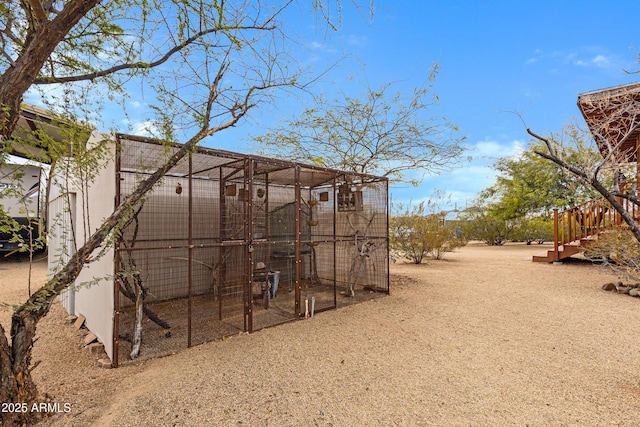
xmin=113 ymin=134 xmax=389 ymax=366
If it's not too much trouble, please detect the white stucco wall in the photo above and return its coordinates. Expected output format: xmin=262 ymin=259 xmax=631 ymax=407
xmin=48 ymin=131 xmax=116 ymax=361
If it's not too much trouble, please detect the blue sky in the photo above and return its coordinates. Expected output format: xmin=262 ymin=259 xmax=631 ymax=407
xmin=22 ymin=1 xmax=640 ymax=213
xmin=240 ymin=0 xmax=639 ymax=213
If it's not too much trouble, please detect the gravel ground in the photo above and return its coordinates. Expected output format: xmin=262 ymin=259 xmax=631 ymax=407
xmin=3 ymin=243 xmax=640 ymax=426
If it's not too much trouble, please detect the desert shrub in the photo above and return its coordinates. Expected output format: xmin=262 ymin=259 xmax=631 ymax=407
xmin=584 ymin=228 xmax=640 ymax=281
xmin=511 ymin=216 xmax=554 ymax=244
xmin=427 ymin=225 xmax=466 ymax=260
xmin=390 ymin=201 xmax=465 ymax=263
xmin=459 ymin=208 xmax=513 ymax=246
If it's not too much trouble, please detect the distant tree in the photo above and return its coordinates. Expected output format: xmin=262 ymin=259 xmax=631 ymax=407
xmin=464 ymin=123 xmax=600 ymax=247
xmin=511 ymin=216 xmax=553 ymax=245
xmin=483 ymin=126 xmax=601 ymax=220
xmin=428 ymin=220 xmax=466 ymax=260
xmin=459 ymin=202 xmax=513 ymax=246
xmin=254 ymin=65 xmax=467 ymax=185
xmin=390 ymin=196 xmax=465 ymax=263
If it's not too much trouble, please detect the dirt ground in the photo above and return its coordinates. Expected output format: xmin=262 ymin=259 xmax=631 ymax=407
xmin=3 ymin=243 xmax=640 ymax=426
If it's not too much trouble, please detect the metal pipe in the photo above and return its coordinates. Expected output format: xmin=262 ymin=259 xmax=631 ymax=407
xmin=115 ymin=132 xmax=389 ymax=183
xmin=187 ymin=154 xmax=193 ymax=347
xmin=245 ymin=160 xmax=255 ymax=332
xmin=218 ymin=165 xmax=224 ymax=321
xmin=333 ymin=178 xmax=337 ymax=305
xmin=113 ymin=136 xmax=122 ymax=368
xmin=247 ymin=159 xmax=255 ymax=333
xmin=294 ymin=165 xmax=301 ymax=317
xmin=385 ymin=180 xmax=390 ymax=295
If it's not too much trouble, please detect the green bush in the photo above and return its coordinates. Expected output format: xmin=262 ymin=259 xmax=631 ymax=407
xmin=390 ymin=201 xmax=465 ymax=263
xmin=511 ymin=216 xmax=554 ymax=244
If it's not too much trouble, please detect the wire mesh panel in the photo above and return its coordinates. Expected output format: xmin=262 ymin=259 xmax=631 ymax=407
xmin=216 ymin=244 xmax=247 ymax=329
xmin=112 ymin=135 xmax=389 ymax=366
xmin=249 ymin=175 xmax=299 ymax=330
xmin=300 ymin=241 xmax=335 ymax=313
xmin=116 ymin=247 xmax=190 ymax=363
xmin=333 ymin=177 xmax=389 ymax=296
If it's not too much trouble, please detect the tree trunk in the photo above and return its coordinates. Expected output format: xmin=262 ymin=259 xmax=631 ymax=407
xmin=0 ymin=323 xmax=15 ymax=406
xmin=117 ymin=279 xmax=170 ymax=329
xmin=0 ymin=312 xmax=39 ymax=426
xmin=1 ymin=15 xmax=252 ymax=418
xmin=130 ymin=284 xmax=144 ymax=360
xmin=0 ymin=0 xmax=102 ymax=143
xmin=0 ymin=133 xmax=201 ymax=426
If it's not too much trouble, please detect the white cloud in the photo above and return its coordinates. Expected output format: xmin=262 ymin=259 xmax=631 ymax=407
xmin=307 ymin=40 xmax=340 ymax=54
xmin=308 ymin=41 xmax=326 ymax=50
xmin=557 ymin=50 xmax=615 ymax=69
xmin=572 ymin=54 xmax=616 ymax=68
xmin=443 ymin=165 xmax=501 ymax=197
xmin=132 ymin=120 xmax=158 ymax=136
xmin=564 ymin=52 xmax=579 ymax=63
xmin=121 ymin=118 xmax=158 ymax=136
xmin=471 ymin=139 xmax=524 ymax=160
xmin=592 ymin=54 xmax=610 ymax=67
xmin=347 ymin=34 xmax=368 ymax=46
xmin=525 ymin=48 xmax=542 ymax=65
xmin=303 ymin=40 xmax=339 ymax=64
xmin=543 ymin=48 xmax=620 ymax=71
xmin=391 ymin=139 xmax=527 ymax=211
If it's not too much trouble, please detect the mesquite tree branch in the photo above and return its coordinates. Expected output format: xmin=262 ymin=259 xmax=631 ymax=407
xmin=528 ymin=127 xmax=640 ymax=243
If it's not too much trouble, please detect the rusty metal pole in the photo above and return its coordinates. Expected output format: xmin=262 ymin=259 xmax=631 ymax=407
xmin=332 ymin=177 xmax=337 ymax=306
xmin=187 ymin=154 xmax=193 ymax=347
xmin=559 ymin=209 xmax=564 ymax=246
xmin=264 ymin=172 xmax=270 ymax=300
xmin=385 ymin=179 xmax=390 ymax=295
xmin=113 ymin=136 xmax=122 ymax=368
xmin=294 ymin=165 xmax=301 ymax=317
xmin=580 ymin=203 xmax=584 ymax=239
xmin=246 ymin=159 xmax=254 ymax=332
xmin=218 ymin=166 xmax=224 ymax=321
xmin=588 ymin=201 xmax=593 ymax=235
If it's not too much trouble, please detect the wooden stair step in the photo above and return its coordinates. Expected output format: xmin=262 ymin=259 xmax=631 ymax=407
xmin=531 ymin=242 xmax=585 ymax=263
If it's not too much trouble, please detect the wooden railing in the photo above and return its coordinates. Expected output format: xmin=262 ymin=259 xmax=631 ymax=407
xmin=552 ymin=197 xmax=639 ymax=257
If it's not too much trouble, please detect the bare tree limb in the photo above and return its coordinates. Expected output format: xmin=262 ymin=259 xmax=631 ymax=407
xmin=528 ymin=127 xmax=640 ymax=243
xmin=27 ymin=0 xmax=48 ymax=23
xmin=33 ymin=24 xmax=274 ymax=85
xmin=0 ymin=0 xmax=103 ymax=142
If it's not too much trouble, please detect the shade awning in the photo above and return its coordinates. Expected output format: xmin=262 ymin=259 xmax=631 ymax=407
xmin=578 ymin=82 xmax=640 ymax=162
xmin=8 ymin=104 xmax=92 ymax=164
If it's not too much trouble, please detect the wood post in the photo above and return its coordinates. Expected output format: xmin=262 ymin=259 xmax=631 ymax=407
xmin=553 ymin=208 xmax=559 ymax=261
xmin=636 ymin=134 xmax=640 ymax=199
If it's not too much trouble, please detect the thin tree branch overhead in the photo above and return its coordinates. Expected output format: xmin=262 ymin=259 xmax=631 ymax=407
xmin=27 ymin=0 xmax=48 ymax=23
xmin=254 ymin=67 xmax=467 ymax=186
